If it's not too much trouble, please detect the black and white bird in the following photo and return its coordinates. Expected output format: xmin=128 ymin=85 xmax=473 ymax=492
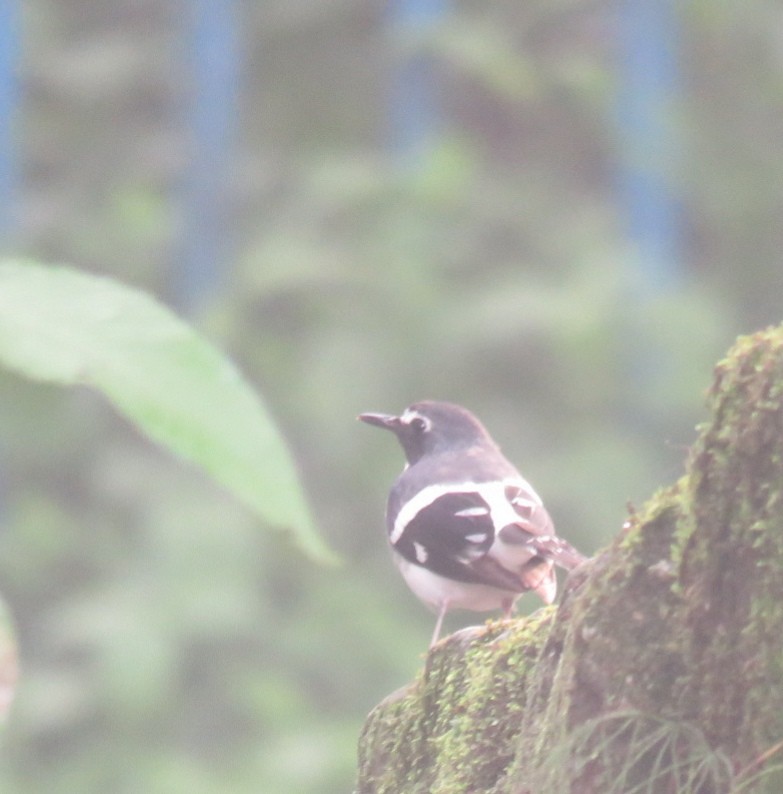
xmin=359 ymin=400 xmax=586 ymax=646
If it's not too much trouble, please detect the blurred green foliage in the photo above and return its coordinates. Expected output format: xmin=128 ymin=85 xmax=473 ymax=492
xmin=0 ymin=261 xmax=330 ymax=561
xmin=1 ymin=1 xmax=781 ymax=792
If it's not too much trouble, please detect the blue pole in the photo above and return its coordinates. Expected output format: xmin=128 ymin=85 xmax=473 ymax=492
xmin=615 ymin=0 xmax=682 ymax=293
xmin=174 ymin=0 xmax=241 ymax=313
xmin=0 ymin=2 xmax=17 ymax=529
xmin=0 ymin=0 xmax=19 ymax=243
xmin=387 ymin=0 xmax=449 ymax=166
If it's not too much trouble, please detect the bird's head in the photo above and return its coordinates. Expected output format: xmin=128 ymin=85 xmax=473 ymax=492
xmin=359 ymin=400 xmax=493 ymax=464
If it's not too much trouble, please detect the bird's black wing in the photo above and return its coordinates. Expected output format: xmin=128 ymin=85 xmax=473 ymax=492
xmin=391 ymin=489 xmax=534 ymax=592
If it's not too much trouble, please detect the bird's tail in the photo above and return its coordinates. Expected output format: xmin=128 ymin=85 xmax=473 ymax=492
xmin=498 ymin=522 xmax=588 ymax=571
xmin=530 ymin=535 xmax=587 ymax=571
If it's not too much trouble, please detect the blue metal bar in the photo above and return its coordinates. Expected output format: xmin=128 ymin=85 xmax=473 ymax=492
xmin=174 ymin=0 xmax=241 ymax=313
xmin=0 ymin=0 xmax=19 ymax=243
xmin=387 ymin=0 xmax=449 ymax=166
xmin=615 ymin=0 xmax=682 ymax=293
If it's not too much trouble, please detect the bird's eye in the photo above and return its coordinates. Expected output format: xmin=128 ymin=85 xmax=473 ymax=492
xmin=410 ymin=417 xmax=429 ymax=433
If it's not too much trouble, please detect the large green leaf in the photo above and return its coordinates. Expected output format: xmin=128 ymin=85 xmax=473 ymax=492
xmin=0 ymin=260 xmax=335 ymax=562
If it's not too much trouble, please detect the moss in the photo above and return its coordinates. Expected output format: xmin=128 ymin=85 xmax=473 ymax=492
xmin=676 ymin=327 xmax=783 ymax=757
xmin=356 ymin=611 xmax=554 ymax=794
xmin=357 ymin=325 xmax=783 ymax=794
xmin=429 ymin=612 xmax=553 ymax=793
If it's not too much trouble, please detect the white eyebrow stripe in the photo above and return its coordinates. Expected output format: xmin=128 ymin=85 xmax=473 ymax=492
xmin=390 ymin=478 xmax=539 ymax=545
xmin=399 ymin=409 xmax=432 ymax=431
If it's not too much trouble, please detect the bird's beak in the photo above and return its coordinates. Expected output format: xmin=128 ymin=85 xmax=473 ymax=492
xmin=358 ymin=412 xmax=402 ymax=431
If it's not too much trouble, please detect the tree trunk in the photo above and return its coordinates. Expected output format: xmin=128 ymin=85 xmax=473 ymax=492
xmin=356 ymin=327 xmax=783 ymax=794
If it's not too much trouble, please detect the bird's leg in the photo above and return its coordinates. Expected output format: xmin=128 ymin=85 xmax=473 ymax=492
xmin=501 ymin=597 xmax=515 ymax=620
xmin=430 ymin=601 xmax=449 ymax=647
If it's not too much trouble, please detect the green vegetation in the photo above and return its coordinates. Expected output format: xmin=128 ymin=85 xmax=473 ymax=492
xmin=0 ymin=262 xmax=331 ymax=561
xmin=1 ymin=2 xmax=782 ymax=792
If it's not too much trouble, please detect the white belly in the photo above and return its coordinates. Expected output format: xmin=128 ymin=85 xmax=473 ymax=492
xmin=393 ymin=551 xmax=518 ymax=614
